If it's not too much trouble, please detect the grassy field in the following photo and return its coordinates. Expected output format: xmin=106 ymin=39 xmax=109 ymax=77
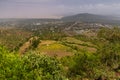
xmin=36 ymin=40 xmax=73 ymax=57
xmin=34 ymin=37 xmax=97 ymax=58
xmin=61 ymin=37 xmax=97 ymax=53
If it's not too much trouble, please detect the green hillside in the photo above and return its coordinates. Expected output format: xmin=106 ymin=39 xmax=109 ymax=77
xmin=0 ymin=26 xmax=120 ymax=80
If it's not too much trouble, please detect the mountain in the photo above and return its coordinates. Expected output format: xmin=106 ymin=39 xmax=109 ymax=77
xmin=61 ymin=13 xmax=120 ymax=24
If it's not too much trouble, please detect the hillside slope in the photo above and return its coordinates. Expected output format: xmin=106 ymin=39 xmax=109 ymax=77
xmin=61 ymin=13 xmax=120 ymax=24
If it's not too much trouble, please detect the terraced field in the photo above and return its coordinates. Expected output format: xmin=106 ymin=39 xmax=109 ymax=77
xmin=36 ymin=40 xmax=73 ymax=57
xmin=61 ymin=37 xmax=97 ymax=53
xmin=35 ymin=37 xmax=97 ymax=57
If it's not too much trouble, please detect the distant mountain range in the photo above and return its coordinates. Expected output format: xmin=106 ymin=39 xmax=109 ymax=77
xmin=1 ymin=13 xmax=120 ymax=25
xmin=61 ymin=13 xmax=120 ymax=24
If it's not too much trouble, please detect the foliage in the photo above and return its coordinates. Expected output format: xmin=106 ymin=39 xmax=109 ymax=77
xmin=0 ymin=26 xmax=120 ymax=80
xmin=97 ymin=27 xmax=120 ymax=42
xmin=67 ymin=52 xmax=100 ymax=79
xmin=34 ymin=27 xmax=67 ymax=41
xmin=0 ymin=46 xmax=66 ymax=80
xmin=98 ymin=42 xmax=120 ymax=68
xmin=31 ymin=37 xmax=40 ymax=49
xmin=61 ymin=27 xmax=120 ymax=79
xmin=0 ymin=28 xmax=32 ymax=51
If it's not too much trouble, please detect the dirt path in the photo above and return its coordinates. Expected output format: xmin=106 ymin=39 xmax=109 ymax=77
xmin=19 ymin=37 xmax=38 ymax=55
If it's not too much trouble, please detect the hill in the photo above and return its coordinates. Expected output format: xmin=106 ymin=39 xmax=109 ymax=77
xmin=61 ymin=13 xmax=120 ymax=24
xmin=1 ymin=13 xmax=120 ymax=25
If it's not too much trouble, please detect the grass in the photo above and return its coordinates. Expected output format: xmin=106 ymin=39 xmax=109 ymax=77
xmin=62 ymin=37 xmax=96 ymax=48
xmin=61 ymin=37 xmax=97 ymax=53
xmin=0 ymin=27 xmax=32 ymax=50
xmin=36 ymin=40 xmax=73 ymax=57
xmin=35 ymin=38 xmax=97 ymax=57
xmin=35 ymin=37 xmax=97 ymax=57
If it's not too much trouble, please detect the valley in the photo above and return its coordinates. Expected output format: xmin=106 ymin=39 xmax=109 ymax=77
xmin=0 ymin=13 xmax=120 ymax=80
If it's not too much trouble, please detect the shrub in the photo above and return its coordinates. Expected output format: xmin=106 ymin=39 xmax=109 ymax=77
xmin=0 ymin=46 xmax=66 ymax=80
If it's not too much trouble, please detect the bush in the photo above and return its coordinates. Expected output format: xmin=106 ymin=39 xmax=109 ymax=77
xmin=0 ymin=46 xmax=66 ymax=80
xmin=67 ymin=53 xmax=101 ymax=79
xmin=21 ymin=52 xmax=65 ymax=80
xmin=97 ymin=27 xmax=120 ymax=42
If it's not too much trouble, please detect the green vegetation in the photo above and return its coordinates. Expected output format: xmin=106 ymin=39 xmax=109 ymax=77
xmin=0 ymin=46 xmax=66 ymax=80
xmin=36 ymin=40 xmax=73 ymax=57
xmin=0 ymin=25 xmax=120 ymax=80
xmin=0 ymin=27 xmax=32 ymax=51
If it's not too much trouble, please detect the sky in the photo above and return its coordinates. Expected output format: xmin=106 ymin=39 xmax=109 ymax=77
xmin=0 ymin=0 xmax=120 ymax=18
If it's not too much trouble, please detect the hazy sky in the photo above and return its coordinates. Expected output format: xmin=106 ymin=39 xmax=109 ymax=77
xmin=0 ymin=0 xmax=120 ymax=18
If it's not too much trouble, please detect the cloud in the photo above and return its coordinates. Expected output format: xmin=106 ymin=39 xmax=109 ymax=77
xmin=5 ymin=0 xmax=56 ymax=3
xmin=1 ymin=0 xmax=120 ymax=18
xmin=55 ymin=3 xmax=120 ymax=16
xmin=79 ymin=3 xmax=120 ymax=15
